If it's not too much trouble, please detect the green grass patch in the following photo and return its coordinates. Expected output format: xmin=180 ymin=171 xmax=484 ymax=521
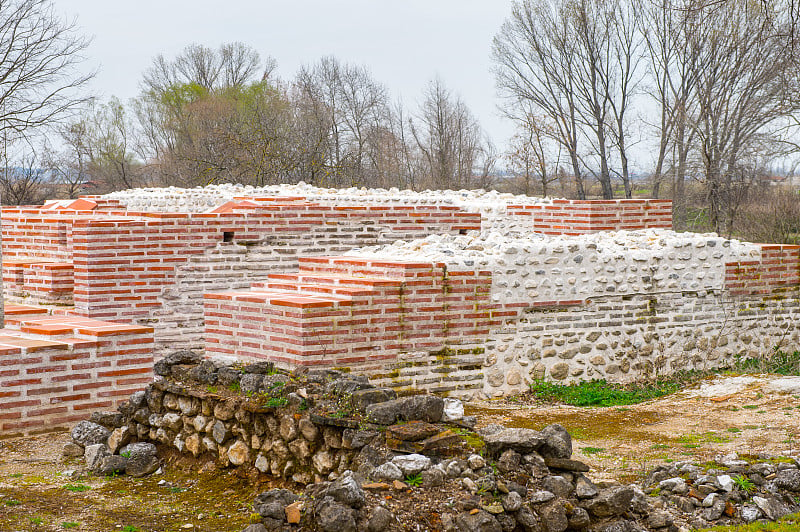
xmin=735 ymin=349 xmax=800 ymax=376
xmin=581 ymin=446 xmax=605 ymax=455
xmin=528 ymin=378 xmax=683 ymax=407
xmin=63 ymin=483 xmax=91 ymax=493
xmin=678 ymin=432 xmax=730 ymax=446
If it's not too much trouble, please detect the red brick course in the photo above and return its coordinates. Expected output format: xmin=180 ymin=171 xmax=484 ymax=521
xmin=0 ymin=305 xmax=153 ymax=437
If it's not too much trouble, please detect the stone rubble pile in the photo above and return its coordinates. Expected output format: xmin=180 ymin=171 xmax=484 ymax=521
xmin=64 ymin=419 xmax=160 ymax=478
xmin=69 ymin=353 xmax=800 ymax=531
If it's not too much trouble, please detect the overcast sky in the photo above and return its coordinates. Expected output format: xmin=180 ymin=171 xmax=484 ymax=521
xmin=56 ymin=0 xmax=517 ymax=149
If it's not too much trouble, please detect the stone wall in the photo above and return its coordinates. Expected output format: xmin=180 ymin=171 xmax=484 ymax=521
xmin=206 ymin=228 xmax=800 ymax=399
xmin=481 ymin=290 xmax=800 ymax=397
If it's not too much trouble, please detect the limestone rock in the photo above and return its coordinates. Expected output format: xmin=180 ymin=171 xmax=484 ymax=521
xmin=365 ymin=395 xmax=444 ymax=425
xmin=349 ymin=388 xmax=397 ymax=412
xmin=453 ymin=510 xmax=502 ymax=532
xmin=228 ymin=440 xmax=250 ymax=466
xmin=371 ymin=462 xmax=403 ymax=482
xmin=123 ymin=442 xmax=159 ymax=478
xmin=96 ymin=455 xmax=128 ymax=476
xmin=62 ymin=442 xmax=84 ymax=458
xmin=89 ymin=411 xmax=125 ymax=429
xmin=539 ymin=424 xmax=572 ymax=459
xmin=538 ymin=501 xmax=569 ymax=532
xmin=254 ymin=488 xmax=297 ymax=520
xmin=421 ymin=467 xmax=445 ymax=487
xmin=366 ymin=505 xmax=396 ymax=532
xmin=153 ymin=350 xmax=201 ymax=376
xmin=84 ymin=443 xmax=110 ymax=470
xmin=583 ymin=486 xmax=635 ymax=518
xmin=316 ymin=498 xmax=357 ymax=532
xmin=342 ymin=429 xmax=377 ymax=449
xmin=106 ymin=427 xmax=132 ymax=454
xmin=392 ymin=454 xmax=431 ymax=476
xmin=71 ymin=421 xmax=111 ymax=447
xmin=483 ymin=428 xmax=545 ymax=457
xmin=324 ymin=471 xmax=366 ymax=508
xmin=312 ymin=450 xmax=336 ymax=475
xmin=442 ymin=398 xmax=464 ymax=421
xmin=775 ymin=469 xmax=800 ymax=492
xmin=753 ymin=495 xmax=794 ymax=520
xmin=544 ymin=457 xmax=589 ymax=472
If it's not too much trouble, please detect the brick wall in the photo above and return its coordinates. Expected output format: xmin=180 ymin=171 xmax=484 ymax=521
xmin=724 ymin=244 xmax=800 ymax=296
xmin=0 ymin=306 xmax=153 ymax=437
xmin=203 ymin=256 xmax=512 ymax=368
xmin=3 ymin=197 xmax=480 ymax=355
xmin=202 ymin=240 xmax=800 ymax=399
xmin=506 ymin=199 xmax=673 ymax=235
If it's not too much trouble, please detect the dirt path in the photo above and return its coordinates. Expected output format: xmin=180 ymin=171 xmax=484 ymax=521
xmin=469 ymin=374 xmax=800 ymax=483
xmin=0 ymin=375 xmax=798 ymax=531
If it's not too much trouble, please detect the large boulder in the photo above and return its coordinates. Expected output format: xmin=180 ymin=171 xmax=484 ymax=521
xmin=539 ymin=424 xmax=572 ymax=459
xmin=482 ymin=428 xmax=545 ymax=457
xmin=324 ymin=471 xmax=365 ymax=508
xmin=582 ymin=486 xmax=635 ymax=518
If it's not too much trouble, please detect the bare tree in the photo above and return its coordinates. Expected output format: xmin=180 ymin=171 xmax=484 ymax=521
xmin=142 ymin=42 xmax=266 ymax=95
xmin=639 ymin=0 xmax=700 ymax=223
xmin=410 ymin=78 xmax=490 ymax=190
xmin=293 ymin=57 xmax=391 ymax=186
xmin=689 ymin=0 xmax=798 ymax=234
xmin=0 ymin=0 xmax=93 ymax=140
xmin=41 ymin=120 xmax=92 ymax=198
xmin=505 ymin=111 xmax=563 ymax=196
xmin=493 ymin=0 xmax=587 ymax=198
xmin=495 ymin=0 xmax=645 ymax=200
xmin=0 ymin=149 xmax=53 ymax=205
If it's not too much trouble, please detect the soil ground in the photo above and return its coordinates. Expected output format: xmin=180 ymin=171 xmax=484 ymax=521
xmin=0 ymin=374 xmax=798 ymax=532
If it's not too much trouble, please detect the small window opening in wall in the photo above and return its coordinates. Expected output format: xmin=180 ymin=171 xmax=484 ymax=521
xmin=223 ymin=231 xmax=234 ymax=243
xmin=459 ymin=229 xmax=468 ymax=235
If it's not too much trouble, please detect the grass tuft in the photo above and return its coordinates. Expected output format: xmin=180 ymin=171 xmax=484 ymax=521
xmin=529 ymin=378 xmax=683 ymax=407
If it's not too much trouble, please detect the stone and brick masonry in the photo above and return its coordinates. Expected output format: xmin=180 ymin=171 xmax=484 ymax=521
xmin=2 ymin=183 xmax=799 ymax=435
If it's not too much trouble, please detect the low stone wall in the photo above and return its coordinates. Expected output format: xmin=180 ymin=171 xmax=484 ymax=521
xmin=482 ymin=290 xmax=800 ymax=396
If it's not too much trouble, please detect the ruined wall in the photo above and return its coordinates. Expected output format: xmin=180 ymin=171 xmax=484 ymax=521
xmin=505 ymin=198 xmax=672 ymax=235
xmin=0 ymin=307 xmax=153 ymax=437
xmin=205 ymin=229 xmax=800 ymax=399
xmin=2 ymin=196 xmax=479 ymax=356
xmin=10 ymin=184 xmax=799 ymax=401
